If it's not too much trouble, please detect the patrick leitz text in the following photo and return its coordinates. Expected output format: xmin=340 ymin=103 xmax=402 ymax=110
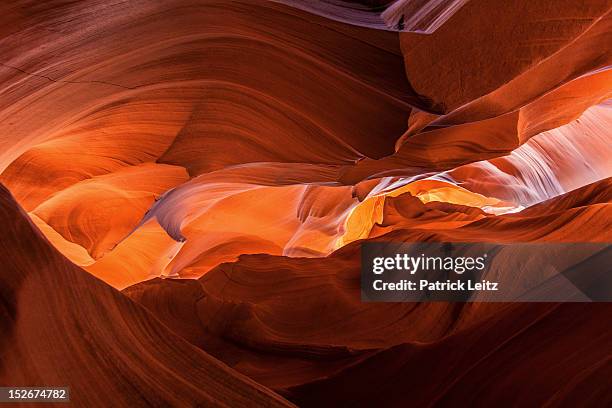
xmin=371 ymin=252 xmax=498 ymax=294
xmin=372 ymin=278 xmax=498 ymax=292
xmin=360 ymin=242 xmax=612 ymax=302
xmin=362 ymin=243 xmax=500 ymax=301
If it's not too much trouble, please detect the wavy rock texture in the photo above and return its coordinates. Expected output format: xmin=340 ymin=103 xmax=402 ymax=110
xmin=125 ymin=179 xmax=612 ymax=404
xmin=0 ymin=185 xmax=293 ymax=407
xmin=0 ymin=0 xmax=422 ymax=288
xmin=1 ymin=0 xmax=611 ymax=406
xmin=1 ymin=0 xmax=610 ymax=289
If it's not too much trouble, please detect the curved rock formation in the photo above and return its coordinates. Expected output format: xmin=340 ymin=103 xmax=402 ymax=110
xmin=125 ymin=179 xmax=612 ymax=404
xmin=1 ymin=0 xmax=610 ymax=289
xmin=0 ymin=184 xmax=292 ymax=407
xmin=1 ymin=0 xmax=611 ymax=406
